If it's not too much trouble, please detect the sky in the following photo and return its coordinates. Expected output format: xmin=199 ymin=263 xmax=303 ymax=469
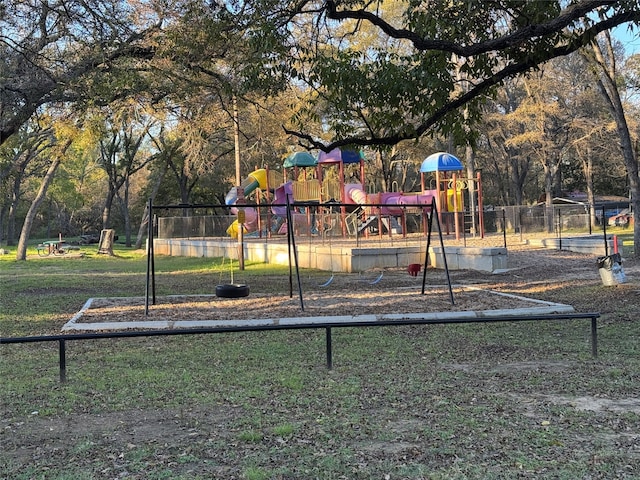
xmin=613 ymin=23 xmax=640 ymax=56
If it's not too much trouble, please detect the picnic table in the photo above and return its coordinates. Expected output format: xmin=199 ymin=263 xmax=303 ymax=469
xmin=37 ymin=240 xmax=80 ymax=257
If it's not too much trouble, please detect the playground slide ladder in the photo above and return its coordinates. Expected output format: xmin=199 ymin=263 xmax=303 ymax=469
xmin=356 ymin=215 xmax=402 ymax=235
xmin=345 ymin=207 xmax=363 ymax=236
xmin=380 ymin=217 xmax=402 ymax=234
xmin=358 ymin=214 xmax=378 ymax=233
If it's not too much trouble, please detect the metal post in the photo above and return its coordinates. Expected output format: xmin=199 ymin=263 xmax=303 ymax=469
xmin=519 ymin=209 xmax=523 ymax=243
xmin=502 ymin=209 xmax=507 ymax=248
xmin=476 ymin=170 xmax=485 ymax=238
xmin=602 ymin=205 xmax=608 ymax=257
xmin=433 ymin=201 xmax=455 ymax=305
xmin=558 ymin=209 xmax=562 ymax=251
xmin=591 ymin=317 xmax=598 ymax=358
xmin=286 ymin=196 xmax=304 ymax=311
xmin=421 ymin=201 xmax=434 ymax=295
xmin=325 ymin=327 xmax=333 ymax=369
xmin=59 ymin=339 xmax=67 ymax=383
xmin=145 ymin=198 xmax=153 ymax=315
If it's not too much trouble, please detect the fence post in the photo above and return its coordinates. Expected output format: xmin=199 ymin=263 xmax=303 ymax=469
xmin=325 ymin=327 xmax=333 ymax=370
xmin=502 ymin=210 xmax=507 ymax=248
xmin=59 ymin=339 xmax=67 ymax=383
xmin=591 ymin=318 xmax=598 ymax=358
xmin=558 ymin=209 xmax=562 ymax=251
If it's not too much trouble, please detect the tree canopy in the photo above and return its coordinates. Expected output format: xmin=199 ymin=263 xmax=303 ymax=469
xmin=0 ymin=0 xmax=160 ymax=145
xmin=3 ymin=1 xmax=639 ymax=151
xmin=274 ymin=1 xmax=640 ymax=151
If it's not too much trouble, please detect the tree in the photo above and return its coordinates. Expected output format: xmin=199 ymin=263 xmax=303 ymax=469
xmin=479 ymin=76 xmax=534 ymax=206
xmin=0 ymin=0 xmax=161 ymax=146
xmin=582 ymin=30 xmax=640 ymax=256
xmin=271 ymin=1 xmax=640 ymax=151
xmin=157 ymin=105 xmax=235 ymax=205
xmin=563 ymin=53 xmax=623 ymax=229
xmin=0 ymin=125 xmax=52 ymax=244
xmin=94 ymin=104 xmax=158 ymax=245
xmin=14 ymin=119 xmax=77 ymax=260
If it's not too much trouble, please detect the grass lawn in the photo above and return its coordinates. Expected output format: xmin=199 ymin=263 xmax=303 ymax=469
xmin=1 ymin=241 xmax=639 ymax=479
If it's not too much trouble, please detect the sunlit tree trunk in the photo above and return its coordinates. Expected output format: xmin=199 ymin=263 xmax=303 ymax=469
xmin=16 ymin=158 xmax=61 ymax=260
xmin=135 ymin=164 xmax=168 ymax=250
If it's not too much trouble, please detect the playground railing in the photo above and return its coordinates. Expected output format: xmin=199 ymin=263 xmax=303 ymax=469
xmin=1 ymin=311 xmax=600 ymax=383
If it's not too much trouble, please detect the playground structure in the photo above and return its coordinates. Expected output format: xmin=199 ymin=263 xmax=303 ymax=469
xmin=152 ymin=150 xmax=507 ymax=278
xmin=223 ymin=150 xmax=485 ymax=241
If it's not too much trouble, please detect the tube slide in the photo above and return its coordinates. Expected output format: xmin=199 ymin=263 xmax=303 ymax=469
xmin=225 ymin=169 xmax=268 ymax=238
xmin=226 ymin=208 xmax=258 ymax=238
xmin=344 ymin=184 xmax=368 ymax=205
xmin=225 ymin=169 xmax=268 ymax=206
xmin=271 ymin=182 xmax=294 ymax=217
xmin=345 ymin=185 xmax=434 ymax=215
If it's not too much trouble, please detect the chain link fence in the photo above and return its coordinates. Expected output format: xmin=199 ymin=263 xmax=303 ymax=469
xmin=156 ymin=203 xmax=629 ymax=240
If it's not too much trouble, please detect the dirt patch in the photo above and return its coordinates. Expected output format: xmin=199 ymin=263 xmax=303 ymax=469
xmin=511 ymin=393 xmax=640 ymax=414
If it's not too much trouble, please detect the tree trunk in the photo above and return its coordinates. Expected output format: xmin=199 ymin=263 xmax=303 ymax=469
xmin=585 ymin=35 xmax=640 ymax=257
xmin=544 ymin=164 xmax=555 ymax=233
xmin=16 ymin=158 xmax=61 ymax=260
xmin=579 ymin=147 xmax=597 ymax=229
xmin=135 ymin=165 xmax=168 ymax=249
xmin=0 ymin=203 xmax=7 ymax=243
xmin=7 ymin=193 xmax=17 ymax=246
xmin=135 ymin=204 xmax=151 ymax=251
xmin=6 ymin=168 xmax=25 ymax=246
xmin=102 ymin=184 xmax=116 ymax=231
xmin=120 ymin=177 xmax=131 ymax=247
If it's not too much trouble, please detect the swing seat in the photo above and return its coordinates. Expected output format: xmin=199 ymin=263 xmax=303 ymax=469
xmin=368 ymin=272 xmax=384 ymax=285
xmin=358 ymin=271 xmax=384 ymax=285
xmin=318 ymin=274 xmax=334 ymax=287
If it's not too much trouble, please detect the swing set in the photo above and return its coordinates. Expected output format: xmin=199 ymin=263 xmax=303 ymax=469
xmin=143 ymin=197 xmax=454 ymax=315
xmin=282 ymin=197 xmax=454 ymax=312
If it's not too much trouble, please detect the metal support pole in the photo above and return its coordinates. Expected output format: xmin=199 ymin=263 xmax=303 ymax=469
xmin=286 ymin=196 xmax=304 ymax=311
xmin=59 ymin=339 xmax=67 ymax=383
xmin=603 ymin=205 xmax=609 ymax=257
xmin=502 ymin=209 xmax=507 ymax=249
xmin=591 ymin=318 xmax=598 ymax=358
xmin=325 ymin=327 xmax=333 ymax=370
xmin=145 ymin=198 xmax=153 ymax=315
xmin=558 ymin=209 xmax=563 ymax=251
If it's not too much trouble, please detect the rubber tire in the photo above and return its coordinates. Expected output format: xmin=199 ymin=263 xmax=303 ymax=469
xmin=216 ymin=283 xmax=250 ymax=298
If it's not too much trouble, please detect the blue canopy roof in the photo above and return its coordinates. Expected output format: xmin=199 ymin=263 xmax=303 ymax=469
xmin=420 ymin=152 xmax=464 ymax=172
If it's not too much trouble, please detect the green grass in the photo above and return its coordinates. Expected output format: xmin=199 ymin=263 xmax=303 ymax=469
xmin=1 ymin=243 xmax=639 ymax=479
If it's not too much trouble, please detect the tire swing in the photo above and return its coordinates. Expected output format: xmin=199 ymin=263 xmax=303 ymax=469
xmin=216 ymin=217 xmax=250 ymax=299
xmin=216 ymin=283 xmax=250 ymax=298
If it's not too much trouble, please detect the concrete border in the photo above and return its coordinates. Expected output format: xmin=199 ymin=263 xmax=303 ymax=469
xmin=525 ymin=234 xmax=620 ymax=256
xmin=62 ymin=287 xmax=574 ymax=332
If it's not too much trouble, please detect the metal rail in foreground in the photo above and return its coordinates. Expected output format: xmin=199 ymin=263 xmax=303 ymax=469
xmin=1 ymin=312 xmax=600 ymax=383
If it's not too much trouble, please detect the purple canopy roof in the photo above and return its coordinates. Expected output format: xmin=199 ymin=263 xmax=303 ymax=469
xmin=318 ymin=148 xmax=364 ymax=164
